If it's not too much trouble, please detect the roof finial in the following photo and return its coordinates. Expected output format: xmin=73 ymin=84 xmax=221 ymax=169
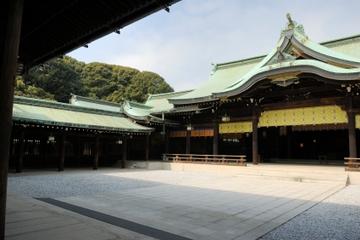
xmin=286 ymin=13 xmax=295 ymax=29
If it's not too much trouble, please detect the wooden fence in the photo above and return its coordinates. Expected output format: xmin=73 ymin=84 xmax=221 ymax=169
xmin=163 ymin=154 xmax=246 ymax=166
xmin=344 ymin=157 xmax=360 ymax=171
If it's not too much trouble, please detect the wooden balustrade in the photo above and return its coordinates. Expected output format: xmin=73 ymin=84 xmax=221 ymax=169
xmin=163 ymin=154 xmax=247 ymax=166
xmin=344 ymin=157 xmax=360 ymax=171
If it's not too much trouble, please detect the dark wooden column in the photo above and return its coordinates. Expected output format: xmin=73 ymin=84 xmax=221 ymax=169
xmin=346 ymin=97 xmax=357 ymax=158
xmin=0 ymin=1 xmax=23 ymax=238
xmin=347 ymin=111 xmax=357 ymax=158
xmin=145 ymin=134 xmax=150 ymax=160
xmin=58 ymin=134 xmax=66 ymax=171
xmin=16 ymin=130 xmax=25 ymax=173
xmin=252 ymin=110 xmax=260 ymax=164
xmin=186 ymin=128 xmax=191 ymax=154
xmin=93 ymin=135 xmax=100 ymax=170
xmin=213 ymin=120 xmax=219 ymax=155
xmin=121 ymin=137 xmax=127 ymax=168
xmin=165 ymin=131 xmax=169 ymax=154
xmin=286 ymin=126 xmax=292 ymax=159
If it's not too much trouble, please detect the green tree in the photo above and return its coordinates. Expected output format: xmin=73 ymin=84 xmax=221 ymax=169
xmin=123 ymin=71 xmax=173 ymax=102
xmin=81 ymin=63 xmax=139 ymax=100
xmin=15 ymin=55 xmax=174 ymax=104
xmin=14 ymin=77 xmax=54 ymax=100
xmin=27 ymin=57 xmax=84 ymax=102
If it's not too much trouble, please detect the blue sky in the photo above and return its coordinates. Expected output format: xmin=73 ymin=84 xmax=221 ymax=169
xmin=68 ymin=0 xmax=360 ymax=91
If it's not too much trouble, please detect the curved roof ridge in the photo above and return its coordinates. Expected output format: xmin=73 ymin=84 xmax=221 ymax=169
xmin=215 ymin=34 xmax=360 ymax=68
xmin=70 ymin=94 xmax=122 ymax=107
xmin=214 ymin=59 xmax=360 ymax=98
xmin=146 ymin=89 xmax=193 ymax=100
xmin=14 ymin=96 xmax=124 ymax=117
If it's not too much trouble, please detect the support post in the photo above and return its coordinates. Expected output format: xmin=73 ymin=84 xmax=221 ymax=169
xmin=186 ymin=128 xmax=191 ymax=154
xmin=145 ymin=134 xmax=150 ymax=161
xmin=165 ymin=131 xmax=169 ymax=154
xmin=213 ymin=120 xmax=219 ymax=155
xmin=0 ymin=1 xmax=23 ymax=238
xmin=16 ymin=130 xmax=25 ymax=173
xmin=347 ymin=110 xmax=357 ymax=158
xmin=93 ymin=135 xmax=100 ymax=170
xmin=252 ymin=110 xmax=259 ymax=164
xmin=121 ymin=137 xmax=127 ymax=168
xmin=286 ymin=126 xmax=292 ymax=159
xmin=58 ymin=134 xmax=66 ymax=171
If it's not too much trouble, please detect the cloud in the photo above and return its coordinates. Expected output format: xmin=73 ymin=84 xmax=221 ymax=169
xmin=69 ymin=0 xmax=360 ymax=91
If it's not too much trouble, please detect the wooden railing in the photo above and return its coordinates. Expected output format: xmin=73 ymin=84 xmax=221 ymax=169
xmin=344 ymin=157 xmax=360 ymax=171
xmin=163 ymin=154 xmax=247 ymax=166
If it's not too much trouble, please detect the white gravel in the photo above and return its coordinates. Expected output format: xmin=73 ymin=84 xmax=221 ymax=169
xmin=8 ymin=170 xmax=159 ymax=198
xmin=260 ymin=185 xmax=360 ymax=240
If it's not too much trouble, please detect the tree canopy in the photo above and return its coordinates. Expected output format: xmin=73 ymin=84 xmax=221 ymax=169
xmin=16 ymin=56 xmax=174 ymax=103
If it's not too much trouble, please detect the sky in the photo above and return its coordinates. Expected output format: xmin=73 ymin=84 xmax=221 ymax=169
xmin=68 ymin=0 xmax=360 ymax=91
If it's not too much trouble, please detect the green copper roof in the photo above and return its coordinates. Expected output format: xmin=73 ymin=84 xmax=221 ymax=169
xmin=215 ymin=59 xmax=360 ymax=97
xmin=13 ymin=96 xmax=151 ymax=133
xmin=122 ymin=100 xmax=164 ymax=123
xmin=169 ymin=17 xmax=360 ymax=105
xmin=144 ymin=90 xmax=192 ymax=113
xmin=70 ymin=94 xmax=123 ymax=113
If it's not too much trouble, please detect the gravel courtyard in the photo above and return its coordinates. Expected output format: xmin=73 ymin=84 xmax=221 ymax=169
xmin=7 ymin=168 xmax=360 ymax=240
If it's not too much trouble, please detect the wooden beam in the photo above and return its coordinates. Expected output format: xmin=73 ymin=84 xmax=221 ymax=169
xmin=165 ymin=131 xmax=169 ymax=154
xmin=252 ymin=109 xmax=259 ymax=164
xmin=145 ymin=134 xmax=150 ymax=161
xmin=121 ymin=137 xmax=127 ymax=168
xmin=16 ymin=130 xmax=25 ymax=173
xmin=186 ymin=129 xmax=191 ymax=154
xmin=213 ymin=120 xmax=219 ymax=155
xmin=58 ymin=134 xmax=66 ymax=171
xmin=0 ymin=1 xmax=23 ymax=238
xmin=93 ymin=135 xmax=100 ymax=170
xmin=347 ymin=98 xmax=357 ymax=158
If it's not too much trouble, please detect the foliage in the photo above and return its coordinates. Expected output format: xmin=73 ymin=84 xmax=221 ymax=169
xmin=15 ymin=56 xmax=173 ymax=103
xmin=14 ymin=77 xmax=54 ymax=100
xmin=26 ymin=56 xmax=84 ymax=102
xmin=123 ymin=71 xmax=173 ymax=102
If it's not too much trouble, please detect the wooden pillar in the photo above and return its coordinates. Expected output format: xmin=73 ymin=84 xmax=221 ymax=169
xmin=286 ymin=126 xmax=292 ymax=159
xmin=213 ymin=121 xmax=219 ymax=155
xmin=16 ymin=130 xmax=25 ymax=173
xmin=0 ymin=1 xmax=23 ymax=238
xmin=145 ymin=134 xmax=150 ymax=161
xmin=186 ymin=128 xmax=191 ymax=154
xmin=347 ymin=110 xmax=357 ymax=158
xmin=58 ymin=134 xmax=66 ymax=171
xmin=165 ymin=132 xmax=169 ymax=154
xmin=252 ymin=110 xmax=259 ymax=164
xmin=121 ymin=137 xmax=127 ymax=168
xmin=93 ymin=135 xmax=100 ymax=170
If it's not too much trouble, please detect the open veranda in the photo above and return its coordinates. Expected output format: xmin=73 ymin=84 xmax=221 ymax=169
xmin=6 ymin=164 xmax=360 ymax=240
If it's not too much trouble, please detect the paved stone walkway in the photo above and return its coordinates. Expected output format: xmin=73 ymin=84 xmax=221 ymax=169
xmin=7 ymin=168 xmax=346 ymax=240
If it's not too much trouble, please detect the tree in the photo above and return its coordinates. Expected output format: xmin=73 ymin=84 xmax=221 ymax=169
xmin=81 ymin=63 xmax=139 ymax=100
xmin=26 ymin=57 xmax=84 ymax=102
xmin=123 ymin=71 xmax=173 ymax=102
xmin=14 ymin=77 xmax=54 ymax=100
xmin=15 ymin=56 xmax=174 ymax=104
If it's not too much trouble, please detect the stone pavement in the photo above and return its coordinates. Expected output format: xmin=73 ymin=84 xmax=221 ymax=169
xmin=7 ymin=167 xmax=348 ymax=240
xmin=6 ymin=194 xmax=156 ymax=240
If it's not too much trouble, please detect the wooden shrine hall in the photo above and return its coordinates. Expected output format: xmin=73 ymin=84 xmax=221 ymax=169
xmin=10 ymin=96 xmax=153 ymax=172
xmin=127 ymin=15 xmax=360 ymax=165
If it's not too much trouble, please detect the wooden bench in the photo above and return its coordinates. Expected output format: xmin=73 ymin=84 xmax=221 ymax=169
xmin=344 ymin=157 xmax=360 ymax=171
xmin=163 ymin=154 xmax=247 ymax=166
